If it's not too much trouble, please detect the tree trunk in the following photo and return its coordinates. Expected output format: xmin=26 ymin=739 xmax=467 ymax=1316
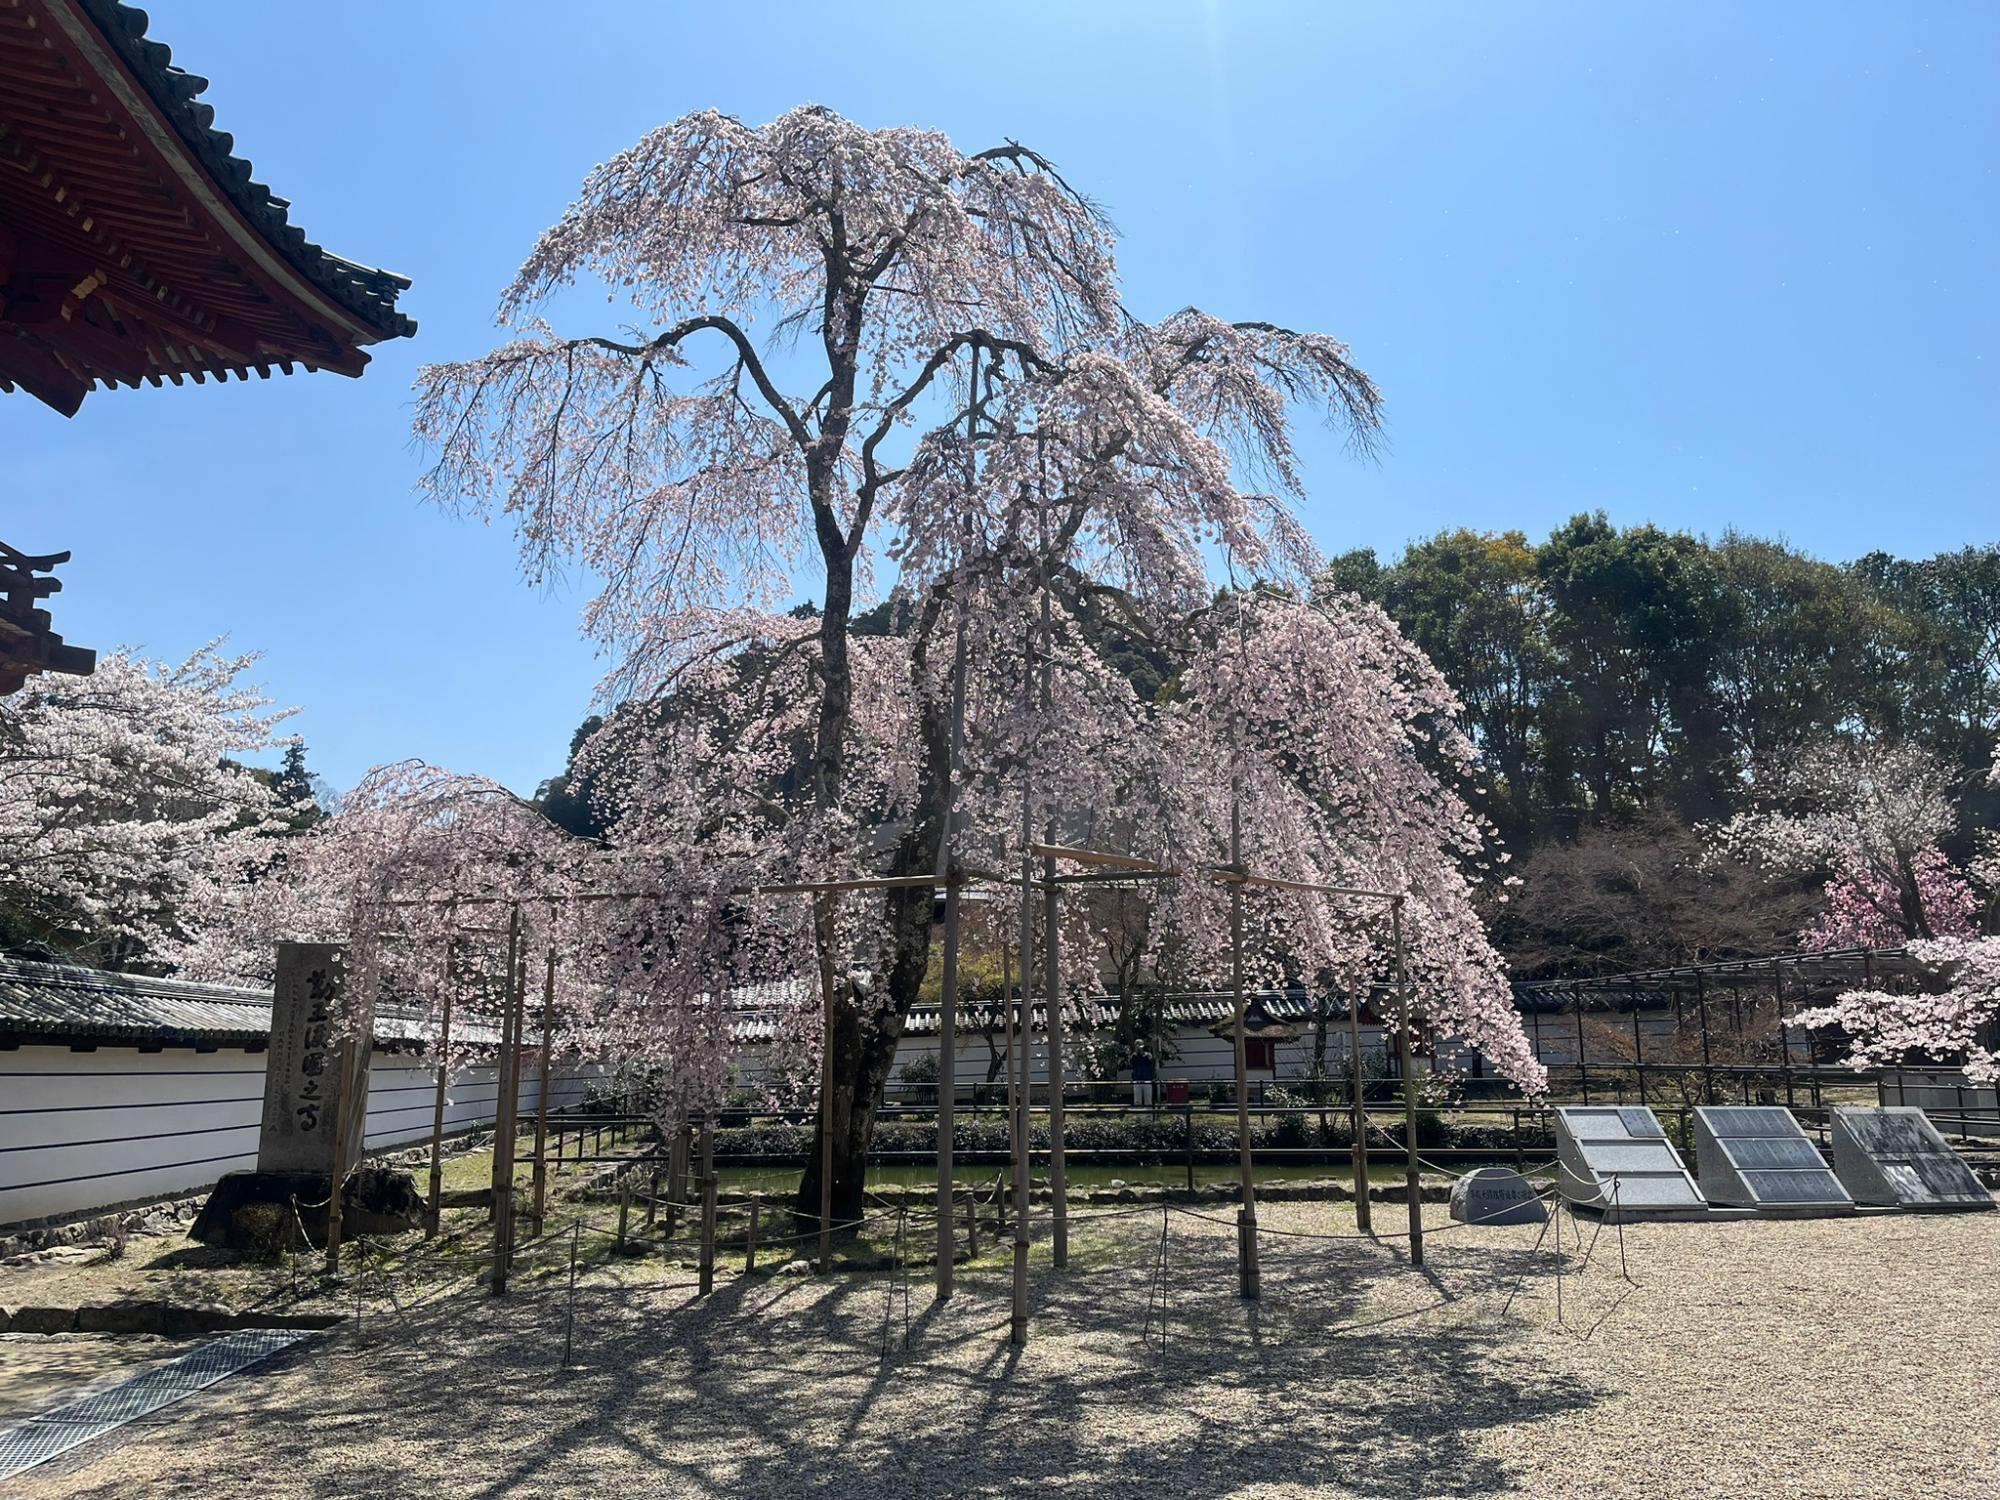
xmin=793 ymin=588 xmax=952 ymax=1228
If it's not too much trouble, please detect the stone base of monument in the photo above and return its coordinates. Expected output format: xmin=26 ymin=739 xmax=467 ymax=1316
xmin=191 ymin=1166 xmax=425 ymax=1250
xmin=1448 ymin=1167 xmax=1548 ymax=1226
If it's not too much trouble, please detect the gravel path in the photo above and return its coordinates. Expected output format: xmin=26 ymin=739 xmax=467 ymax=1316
xmin=13 ymin=1200 xmax=2000 ymax=1499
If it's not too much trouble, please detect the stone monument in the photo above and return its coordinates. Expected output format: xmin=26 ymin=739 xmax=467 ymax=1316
xmin=1448 ymin=1166 xmax=1547 ymax=1225
xmin=257 ymin=943 xmax=369 ymax=1176
xmin=193 ymin=942 xmax=418 ymax=1247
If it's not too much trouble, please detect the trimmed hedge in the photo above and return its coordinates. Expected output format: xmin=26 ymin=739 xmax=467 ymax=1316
xmin=710 ymin=1109 xmax=1554 ymax=1163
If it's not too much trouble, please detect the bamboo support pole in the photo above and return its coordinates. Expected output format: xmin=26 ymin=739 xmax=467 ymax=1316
xmin=617 ymin=1182 xmax=630 ymax=1254
xmin=324 ymin=1031 xmax=352 ymax=1275
xmin=1348 ymin=983 xmax=1372 ymax=1234
xmin=815 ymin=910 xmax=837 ymax=1273
xmin=1044 ymin=852 xmax=1067 ymax=1269
xmin=933 ymin=550 xmax=971 ymax=1299
xmin=425 ymin=941 xmax=455 ymax=1238
xmin=1229 ymin=786 xmax=1259 ymax=1299
xmin=745 ymin=1195 xmax=760 ymax=1274
xmin=531 ymin=942 xmax=556 ymax=1230
xmin=699 ymin=1114 xmax=717 ymax=1295
xmin=1027 ymin=842 xmax=1171 ymax=872
xmin=1010 ymin=765 xmax=1034 ymax=1345
xmin=1037 ymin=531 xmax=1069 ymax=1272
xmin=490 ymin=905 xmax=524 ymax=1295
xmin=1395 ymin=899 xmax=1424 ymax=1268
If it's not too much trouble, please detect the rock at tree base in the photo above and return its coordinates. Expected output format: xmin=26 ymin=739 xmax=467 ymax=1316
xmin=191 ymin=1167 xmax=424 ymax=1250
xmin=1449 ymin=1167 xmax=1546 ymax=1225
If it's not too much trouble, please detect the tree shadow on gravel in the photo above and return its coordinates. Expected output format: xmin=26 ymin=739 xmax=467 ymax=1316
xmin=30 ymin=1214 xmax=1608 ymax=1500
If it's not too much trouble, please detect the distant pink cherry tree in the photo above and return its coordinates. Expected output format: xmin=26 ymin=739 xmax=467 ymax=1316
xmin=1714 ymin=735 xmax=2000 ymax=1081
xmin=0 ymin=643 xmax=296 ymax=968
xmin=1710 ymin=738 xmax=1974 ymax=942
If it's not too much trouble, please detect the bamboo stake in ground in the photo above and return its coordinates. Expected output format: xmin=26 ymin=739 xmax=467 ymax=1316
xmin=490 ymin=903 xmax=523 ymax=1296
xmin=1394 ymin=897 xmax=1424 ymax=1267
xmin=699 ymin=1113 xmax=717 ymax=1295
xmin=934 ymin=870 xmax=963 ymax=1296
xmin=815 ymin=901 xmax=837 ymax=1273
xmin=1010 ymin=762 xmax=1034 ymax=1345
xmin=1229 ymin=787 xmax=1260 ymax=1300
xmin=1347 ymin=979 xmax=1372 ymax=1234
xmin=1043 ymin=848 xmax=1067 ymax=1269
xmin=425 ymin=939 xmax=456 ymax=1238
xmin=324 ymin=1031 xmax=352 ymax=1275
xmin=934 ymin=342 xmax=975 ymax=1303
xmin=1033 ymin=458 xmax=1070 ymax=1273
xmin=531 ymin=941 xmax=557 ymax=1231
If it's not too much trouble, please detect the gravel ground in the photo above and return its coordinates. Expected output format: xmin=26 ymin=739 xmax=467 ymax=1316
xmin=11 ymin=1199 xmax=2000 ymax=1500
xmin=0 ymin=1335 xmax=185 ymax=1426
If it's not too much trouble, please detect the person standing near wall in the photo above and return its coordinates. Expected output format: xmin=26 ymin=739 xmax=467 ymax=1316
xmin=1130 ymin=1046 xmax=1157 ymax=1108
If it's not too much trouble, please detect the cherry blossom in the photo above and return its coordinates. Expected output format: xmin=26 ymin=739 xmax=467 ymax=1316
xmin=0 ymin=643 xmax=296 ymax=968
xmin=408 ymin=104 xmax=1543 ymax=1211
xmin=1796 ymin=936 xmax=2000 ymax=1085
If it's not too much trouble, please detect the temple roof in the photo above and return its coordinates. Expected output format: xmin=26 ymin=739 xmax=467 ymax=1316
xmin=0 ymin=0 xmax=414 ymax=414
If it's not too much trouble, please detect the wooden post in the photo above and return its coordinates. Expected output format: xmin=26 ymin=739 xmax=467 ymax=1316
xmin=934 ymin=865 xmax=964 ymax=1297
xmin=1034 ymin=498 xmax=1070 ymax=1273
xmin=1774 ymin=958 xmax=1795 ymax=1109
xmin=746 ymin=1195 xmax=761 ymax=1274
xmin=933 ymin=423 xmax=973 ymax=1298
xmin=1574 ymin=981 xmax=1589 ymax=1105
xmin=490 ymin=904 xmax=523 ymax=1296
xmin=531 ymin=942 xmax=557 ymax=1230
xmin=815 ymin=915 xmax=837 ymax=1274
xmin=1185 ymin=1101 xmax=1196 ymax=1193
xmin=1696 ymin=969 xmax=1714 ymax=1103
xmin=1630 ymin=975 xmax=1647 ymax=1105
xmin=1010 ymin=766 xmax=1034 ymax=1345
xmin=964 ymin=1186 xmax=978 ymax=1258
xmin=425 ymin=940 xmax=456 ymax=1239
xmin=1395 ymin=899 xmax=1423 ymax=1268
xmin=617 ymin=1181 xmax=630 ymax=1254
xmin=1229 ymin=789 xmax=1259 ymax=1299
xmin=324 ymin=1031 xmax=352 ymax=1275
xmin=1044 ymin=849 xmax=1068 ymax=1269
xmin=646 ymin=1170 xmax=660 ymax=1229
xmin=1348 ymin=980 xmax=1372 ymax=1234
xmin=932 ymin=332 xmax=972 ymax=1304
xmin=699 ymin=1113 xmax=717 ymax=1296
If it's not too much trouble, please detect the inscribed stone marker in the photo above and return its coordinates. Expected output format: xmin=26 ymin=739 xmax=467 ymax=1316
xmin=1449 ymin=1166 xmax=1546 ymax=1225
xmin=257 ymin=942 xmax=369 ymax=1175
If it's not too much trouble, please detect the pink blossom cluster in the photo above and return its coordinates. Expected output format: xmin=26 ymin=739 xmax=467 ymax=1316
xmin=1800 ymin=847 xmax=1980 ymax=952
xmin=1797 ymin=936 xmax=2000 ymax=1084
xmin=0 ymin=644 xmax=297 ymax=967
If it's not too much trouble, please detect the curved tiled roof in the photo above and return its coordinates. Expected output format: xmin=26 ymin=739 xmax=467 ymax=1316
xmin=0 ymin=956 xmax=272 ymax=1045
xmin=0 ymin=956 xmax=494 ymax=1048
xmin=74 ymin=0 xmax=413 ymax=340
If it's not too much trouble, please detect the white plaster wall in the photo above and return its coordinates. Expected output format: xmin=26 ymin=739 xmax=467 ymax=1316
xmin=0 ymin=1045 xmax=601 ymax=1228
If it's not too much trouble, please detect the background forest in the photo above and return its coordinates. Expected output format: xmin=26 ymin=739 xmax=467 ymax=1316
xmin=537 ymin=515 xmax=2000 ymax=981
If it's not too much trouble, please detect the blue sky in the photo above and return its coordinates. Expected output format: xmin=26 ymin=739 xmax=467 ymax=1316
xmin=9 ymin=1 xmax=1995 ymax=795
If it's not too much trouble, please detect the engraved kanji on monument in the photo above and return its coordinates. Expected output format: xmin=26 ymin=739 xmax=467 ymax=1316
xmin=257 ymin=942 xmax=369 ymax=1175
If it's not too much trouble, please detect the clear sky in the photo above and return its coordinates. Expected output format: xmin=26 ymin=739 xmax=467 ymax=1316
xmin=9 ymin=1 xmax=1995 ymax=796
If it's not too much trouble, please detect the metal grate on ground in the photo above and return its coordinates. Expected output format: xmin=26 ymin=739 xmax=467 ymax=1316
xmin=0 ymin=1327 xmax=312 ymax=1482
